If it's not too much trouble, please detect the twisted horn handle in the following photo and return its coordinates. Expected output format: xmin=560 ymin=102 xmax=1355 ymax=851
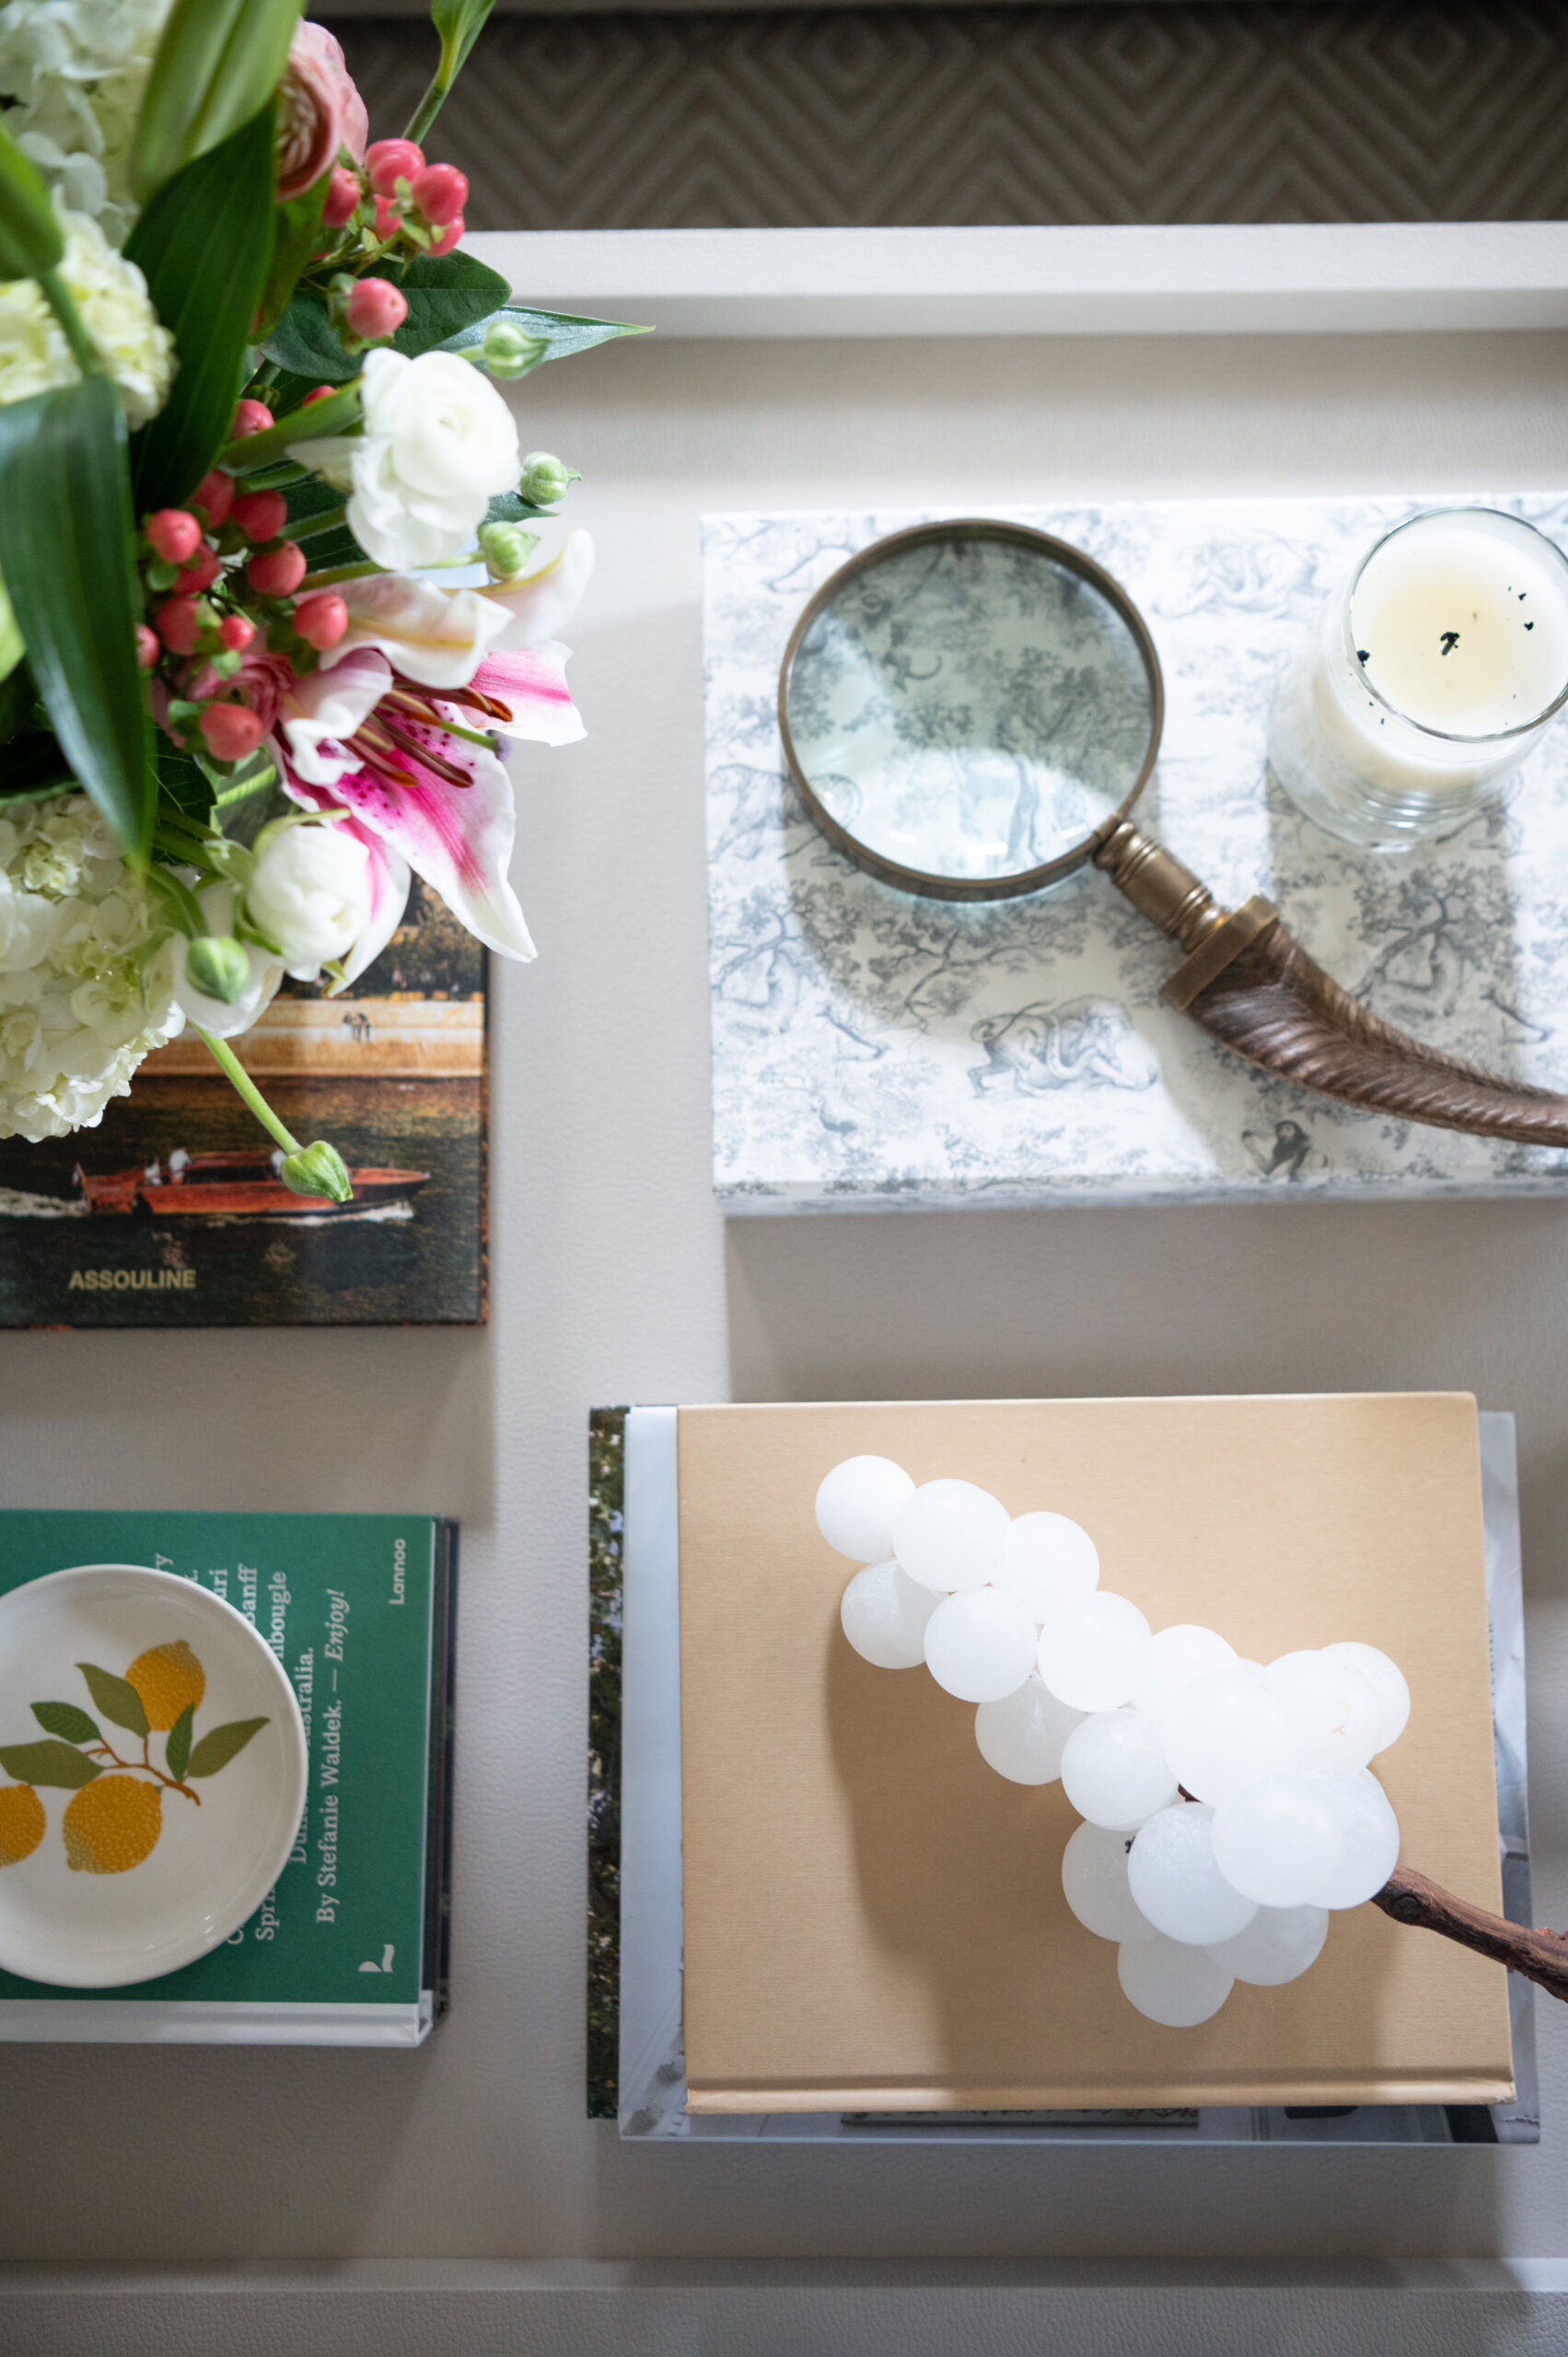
xmin=1094 ymin=819 xmax=1568 ymax=1149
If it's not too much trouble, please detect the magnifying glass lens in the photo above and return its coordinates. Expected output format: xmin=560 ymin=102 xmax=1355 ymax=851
xmin=784 ymin=532 xmax=1157 ymax=891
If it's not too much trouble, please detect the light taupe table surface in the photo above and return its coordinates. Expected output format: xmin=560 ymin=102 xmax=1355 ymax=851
xmin=3 ymin=316 xmax=1568 ymax=2352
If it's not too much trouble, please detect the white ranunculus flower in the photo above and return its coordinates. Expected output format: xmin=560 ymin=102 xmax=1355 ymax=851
xmin=0 ymin=0 xmax=174 ymax=244
xmin=0 ymin=206 xmax=175 ymax=425
xmin=245 ymin=821 xmax=376 ymax=981
xmin=159 ymin=882 xmax=284 ymax=1040
xmin=0 ymin=792 xmax=181 ymax=1144
xmin=298 ymin=347 xmax=521 ymax=572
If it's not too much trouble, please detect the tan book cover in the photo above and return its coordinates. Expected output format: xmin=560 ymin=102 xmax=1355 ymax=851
xmin=678 ymin=1394 xmax=1514 ymax=2113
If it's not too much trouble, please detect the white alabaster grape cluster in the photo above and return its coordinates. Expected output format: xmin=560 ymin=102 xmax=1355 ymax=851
xmin=819 ymin=1454 xmax=1411 ymax=2030
xmin=0 ymin=795 xmax=182 ymax=1143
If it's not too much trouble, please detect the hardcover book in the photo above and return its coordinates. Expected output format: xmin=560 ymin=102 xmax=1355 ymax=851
xmin=0 ymin=1510 xmax=454 ymax=2045
xmin=0 ymin=885 xmax=486 ymax=1328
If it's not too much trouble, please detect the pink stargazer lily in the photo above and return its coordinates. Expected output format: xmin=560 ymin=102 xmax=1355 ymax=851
xmin=270 ymin=537 xmax=593 ymax=961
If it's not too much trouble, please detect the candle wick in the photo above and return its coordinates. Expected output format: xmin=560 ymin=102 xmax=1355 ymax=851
xmin=1440 ymin=632 xmax=1460 ymax=656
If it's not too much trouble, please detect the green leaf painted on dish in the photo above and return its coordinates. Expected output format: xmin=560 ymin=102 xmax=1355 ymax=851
xmin=75 ymin=1662 xmax=150 ymax=1739
xmin=166 ymin=1701 xmax=195 ymax=1786
xmin=186 ymin=1716 xmax=269 ymax=1777
xmin=30 ymin=1701 xmax=100 ymax=1745
xmin=0 ymin=1740 xmax=104 ymax=1789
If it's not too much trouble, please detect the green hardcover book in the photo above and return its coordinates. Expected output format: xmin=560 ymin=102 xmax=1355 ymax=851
xmin=0 ymin=1512 xmax=455 ymax=2045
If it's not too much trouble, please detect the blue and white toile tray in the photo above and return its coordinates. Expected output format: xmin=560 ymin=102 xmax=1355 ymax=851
xmin=703 ymin=493 xmax=1568 ymax=1211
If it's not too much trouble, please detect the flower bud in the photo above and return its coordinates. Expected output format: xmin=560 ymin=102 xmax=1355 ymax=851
xmin=373 ymin=193 xmax=401 ymax=242
xmin=480 ymin=320 xmax=546 ymax=379
xmin=366 ymin=138 xmax=424 ymax=195
xmin=145 ymin=508 xmax=203 ymax=564
xmin=344 ymin=276 xmax=408 ymax=342
xmin=192 ymin=469 xmax=234 ymax=527
xmin=231 ymin=399 xmax=274 ymax=438
xmin=426 ymin=215 xmax=463 ymax=259
xmin=232 ymin=488 xmax=289 ymax=543
xmin=517 ymin=450 xmax=579 ymax=506
xmin=411 ymin=162 xmax=467 ymax=225
xmin=293 ymin=591 xmax=348 ymax=651
xmin=182 ymin=935 xmax=251 ymax=1005
xmin=134 ymin=624 xmax=160 ymax=668
xmin=302 ymin=384 xmax=336 ymax=406
xmin=322 ymin=165 xmax=361 ymax=228
xmin=155 ymin=596 xmax=203 ymax=656
xmin=248 ymin=542 xmax=308 ymax=598
xmin=174 ymin=543 xmax=222 ymax=596
xmin=280 ymin=1140 xmax=353 ymax=1203
xmin=218 ymin=613 xmax=256 ymax=653
xmin=248 ymin=820 xmax=374 ymax=979
xmin=478 ymin=521 xmax=540 ymax=581
xmin=199 ymin=703 xmax=265 ymax=762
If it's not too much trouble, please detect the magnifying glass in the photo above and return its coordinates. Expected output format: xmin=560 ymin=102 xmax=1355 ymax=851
xmin=776 ymin=517 xmax=1568 ymax=1149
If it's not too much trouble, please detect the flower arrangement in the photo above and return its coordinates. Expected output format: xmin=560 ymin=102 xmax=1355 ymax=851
xmin=0 ymin=0 xmax=636 ymax=1194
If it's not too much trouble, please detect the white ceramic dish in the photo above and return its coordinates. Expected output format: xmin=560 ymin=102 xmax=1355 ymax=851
xmin=0 ymin=1566 xmax=308 ymax=1989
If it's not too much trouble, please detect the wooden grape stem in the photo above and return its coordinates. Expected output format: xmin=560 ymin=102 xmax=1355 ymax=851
xmin=1374 ymin=1865 xmax=1568 ymax=2003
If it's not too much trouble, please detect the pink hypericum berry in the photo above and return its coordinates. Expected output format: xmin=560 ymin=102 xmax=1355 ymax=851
xmin=366 ymin=138 xmax=423 ymax=194
xmin=231 ymin=399 xmax=274 ymax=438
xmin=322 ymin=165 xmax=361 ymax=228
xmin=247 ymin=542 xmax=308 ymax=598
xmin=372 ymin=193 xmax=401 ymax=242
xmin=302 ymin=384 xmax=336 ymax=405
xmin=410 ymin=162 xmax=467 ymax=226
xmin=174 ymin=545 xmax=221 ymax=596
xmin=345 ymin=277 xmax=408 ymax=340
xmin=156 ymin=597 xmax=203 ymax=656
xmin=426 ymin=215 xmax=463 ymax=258
xmin=200 ymin=703 xmax=265 ymax=762
xmin=192 ymin=469 xmax=234 ymax=527
xmin=219 ymin=613 xmax=256 ymax=653
xmin=135 ymin=624 xmax=160 ymax=668
xmin=145 ymin=508 xmax=203 ymax=564
xmin=293 ymin=591 xmax=349 ymax=652
xmin=232 ymin=488 xmax=288 ymax=543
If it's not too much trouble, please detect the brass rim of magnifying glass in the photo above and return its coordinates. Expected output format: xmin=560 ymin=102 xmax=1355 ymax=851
xmin=776 ymin=517 xmax=1166 ymax=903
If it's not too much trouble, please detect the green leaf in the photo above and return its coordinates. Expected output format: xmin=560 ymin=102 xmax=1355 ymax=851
xmin=187 ymin=1716 xmax=269 ymax=1777
xmin=441 ymin=304 xmax=650 ymax=370
xmin=405 ymin=0 xmax=499 ymax=144
xmin=134 ymin=0 xmax=302 ymax=204
xmin=483 ymin=491 xmax=554 ymax=528
xmin=0 ymin=379 xmax=153 ymax=861
xmin=125 ymin=102 xmax=280 ymax=512
xmin=257 ymin=175 xmax=329 ymax=343
xmin=261 ymin=250 xmax=512 ymax=382
xmin=0 ymin=1740 xmax=102 ymax=1790
xmin=166 ymin=1701 xmax=194 ymax=1785
xmin=31 ymin=1701 xmax=102 ymax=1744
xmin=0 ymin=115 xmax=64 ymax=280
xmin=219 ymin=380 xmax=362 ymax=475
xmin=75 ymin=1662 xmax=149 ymax=1739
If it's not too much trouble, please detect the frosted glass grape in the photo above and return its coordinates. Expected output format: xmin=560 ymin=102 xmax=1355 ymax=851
xmin=1304 ymin=1768 xmax=1400 ymax=1908
xmin=1118 ymin=1933 xmax=1234 ymax=2027
xmin=1210 ymin=1775 xmax=1346 ymax=1908
xmin=1127 ymin=1803 xmax=1258 ymax=1945
xmin=1205 ymin=1903 xmax=1329 ymax=1987
xmin=1323 ymin=1642 xmax=1411 ymax=1752
xmin=1130 ymin=1624 xmax=1237 ymax=1723
xmin=1267 ymin=1650 xmax=1383 ymax=1774
xmin=1060 ymin=1709 xmax=1179 ymax=1830
xmin=1038 ymin=1592 xmax=1153 ymax=1713
xmin=1061 ymin=1821 xmax=1156 ymax=1945
xmin=840 ymin=1558 xmax=937 ymax=1670
xmin=1160 ymin=1662 xmax=1303 ymax=1804
xmin=993 ymin=1513 xmax=1099 ymax=1620
xmin=893 ymin=1479 xmax=1010 ymax=1594
xmin=923 ymin=1586 xmax=1038 ymax=1702
xmin=815 ymin=1456 xmax=915 ymax=1562
xmin=975 ymin=1674 xmax=1084 ymax=1785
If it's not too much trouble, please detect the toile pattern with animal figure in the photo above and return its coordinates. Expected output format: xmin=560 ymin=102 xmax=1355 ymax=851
xmin=703 ymin=493 xmax=1568 ymax=1208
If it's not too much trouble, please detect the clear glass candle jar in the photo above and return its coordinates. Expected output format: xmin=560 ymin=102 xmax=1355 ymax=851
xmin=1268 ymin=506 xmax=1568 ymax=850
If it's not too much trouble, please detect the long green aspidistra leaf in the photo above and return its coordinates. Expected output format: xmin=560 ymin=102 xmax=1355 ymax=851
xmin=0 ymin=115 xmax=64 ymax=280
xmin=132 ymin=0 xmax=303 ymax=204
xmin=125 ymin=102 xmax=279 ymax=511
xmin=0 ymin=378 xmax=154 ymax=861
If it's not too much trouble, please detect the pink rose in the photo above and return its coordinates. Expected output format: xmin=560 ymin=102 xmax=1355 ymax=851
xmin=276 ymin=22 xmax=369 ymax=203
xmin=187 ymin=648 xmax=297 ymax=737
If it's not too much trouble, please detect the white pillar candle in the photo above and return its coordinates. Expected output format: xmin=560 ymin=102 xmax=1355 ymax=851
xmin=1270 ymin=507 xmax=1568 ymax=849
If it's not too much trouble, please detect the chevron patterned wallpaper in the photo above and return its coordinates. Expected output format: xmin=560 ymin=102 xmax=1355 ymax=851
xmin=328 ymin=4 xmax=1568 ymax=227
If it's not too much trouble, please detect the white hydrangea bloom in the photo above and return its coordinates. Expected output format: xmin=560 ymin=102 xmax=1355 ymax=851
xmin=0 ymin=0 xmax=174 ymax=244
xmin=0 ymin=794 xmax=184 ymax=1144
xmin=0 ymin=205 xmax=174 ymax=425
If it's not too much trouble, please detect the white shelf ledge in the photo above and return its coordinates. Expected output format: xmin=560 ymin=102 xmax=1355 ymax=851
xmin=470 ymin=222 xmax=1568 ymax=339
